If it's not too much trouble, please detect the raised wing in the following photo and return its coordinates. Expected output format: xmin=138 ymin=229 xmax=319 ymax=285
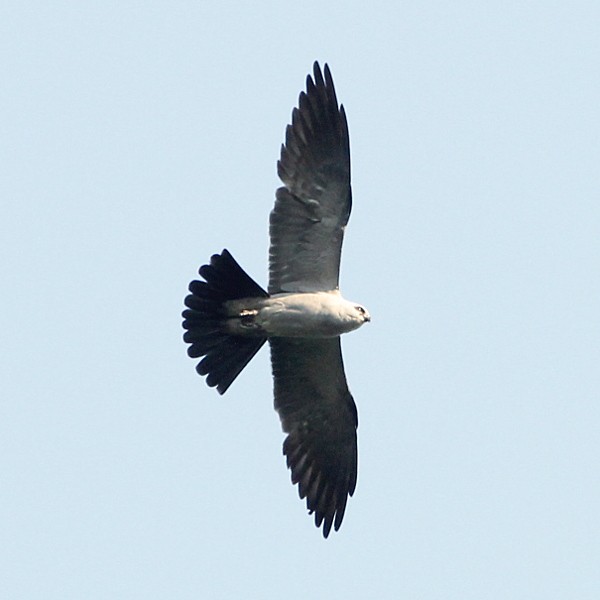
xmin=269 ymin=62 xmax=352 ymax=294
xmin=269 ymin=337 xmax=358 ymax=537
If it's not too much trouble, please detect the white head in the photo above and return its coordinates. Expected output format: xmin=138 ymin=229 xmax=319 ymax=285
xmin=339 ymin=299 xmax=371 ymax=333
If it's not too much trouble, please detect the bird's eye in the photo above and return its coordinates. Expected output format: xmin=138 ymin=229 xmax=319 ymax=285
xmin=356 ymin=306 xmax=365 ymax=314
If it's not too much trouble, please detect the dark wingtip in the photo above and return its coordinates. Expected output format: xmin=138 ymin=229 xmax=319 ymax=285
xmin=323 ymin=63 xmax=332 ymax=85
xmin=313 ymin=61 xmax=324 ymax=86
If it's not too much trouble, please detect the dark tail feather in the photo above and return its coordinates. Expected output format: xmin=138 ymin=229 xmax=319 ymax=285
xmin=182 ymin=249 xmax=268 ymax=394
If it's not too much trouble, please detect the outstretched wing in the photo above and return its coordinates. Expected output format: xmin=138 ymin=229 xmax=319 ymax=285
xmin=269 ymin=337 xmax=358 ymax=537
xmin=269 ymin=62 xmax=352 ymax=294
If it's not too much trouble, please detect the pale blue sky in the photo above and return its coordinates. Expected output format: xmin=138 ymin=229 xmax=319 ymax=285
xmin=2 ymin=2 xmax=600 ymax=599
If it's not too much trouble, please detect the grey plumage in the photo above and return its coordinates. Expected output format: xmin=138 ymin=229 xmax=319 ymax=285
xmin=270 ymin=63 xmax=351 ymax=294
xmin=183 ymin=62 xmax=369 ymax=537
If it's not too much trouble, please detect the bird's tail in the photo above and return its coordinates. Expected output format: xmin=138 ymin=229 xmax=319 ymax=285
xmin=182 ymin=249 xmax=269 ymax=394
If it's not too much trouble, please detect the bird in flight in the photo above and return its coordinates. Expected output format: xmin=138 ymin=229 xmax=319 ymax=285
xmin=182 ymin=62 xmax=370 ymax=537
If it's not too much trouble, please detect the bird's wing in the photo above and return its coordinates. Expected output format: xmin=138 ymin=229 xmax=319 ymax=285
xmin=269 ymin=62 xmax=352 ymax=294
xmin=269 ymin=336 xmax=358 ymax=537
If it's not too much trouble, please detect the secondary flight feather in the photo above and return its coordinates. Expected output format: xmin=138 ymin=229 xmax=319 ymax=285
xmin=183 ymin=62 xmax=370 ymax=537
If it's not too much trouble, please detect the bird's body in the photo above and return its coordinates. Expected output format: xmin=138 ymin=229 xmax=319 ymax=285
xmin=183 ymin=62 xmax=369 ymax=537
xmin=224 ymin=291 xmax=368 ymax=338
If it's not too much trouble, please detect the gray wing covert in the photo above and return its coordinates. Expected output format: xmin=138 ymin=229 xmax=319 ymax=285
xmin=269 ymin=62 xmax=352 ymax=294
xmin=269 ymin=337 xmax=358 ymax=538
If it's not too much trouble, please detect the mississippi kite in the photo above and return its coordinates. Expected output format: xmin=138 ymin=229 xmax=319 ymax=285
xmin=183 ymin=62 xmax=370 ymax=537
